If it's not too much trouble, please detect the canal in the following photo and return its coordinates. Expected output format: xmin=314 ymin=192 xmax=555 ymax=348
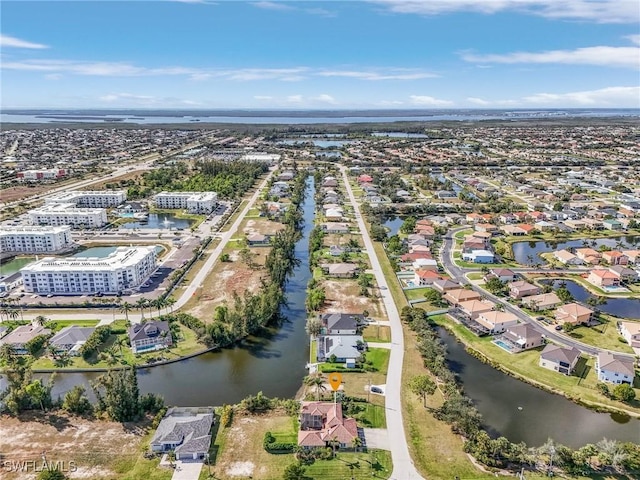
xmin=440 ymin=328 xmax=640 ymax=448
xmin=512 ymin=236 xmax=640 ymax=265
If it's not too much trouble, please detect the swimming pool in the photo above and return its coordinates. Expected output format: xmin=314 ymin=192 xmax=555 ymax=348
xmin=493 ymin=339 xmax=515 ymax=353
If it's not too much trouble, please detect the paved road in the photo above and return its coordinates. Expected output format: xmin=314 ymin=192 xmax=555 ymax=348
xmin=440 ymin=227 xmax=635 ymax=360
xmin=18 ymin=170 xmax=274 ymax=323
xmin=341 ymin=167 xmax=425 ymax=480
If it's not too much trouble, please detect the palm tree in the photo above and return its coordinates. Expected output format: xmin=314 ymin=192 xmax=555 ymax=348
xmin=153 ymin=298 xmax=166 ymax=317
xmin=135 ymin=298 xmax=148 ymax=320
xmin=304 ymin=373 xmax=326 ymax=401
xmin=120 ymin=301 xmax=133 ymax=325
xmin=6 ymin=309 xmax=19 ymax=322
xmin=165 ymin=297 xmax=176 ymax=313
xmin=351 ymin=436 xmax=363 ymax=452
xmin=33 ymin=315 xmax=47 ymax=326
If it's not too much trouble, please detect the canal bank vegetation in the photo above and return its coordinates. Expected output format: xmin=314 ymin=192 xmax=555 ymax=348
xmin=404 ymin=307 xmax=640 ymax=477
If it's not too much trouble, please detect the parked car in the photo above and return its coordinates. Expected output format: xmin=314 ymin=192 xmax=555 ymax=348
xmin=370 ymin=386 xmax=383 ymax=393
xmin=555 ymin=325 xmax=563 ymax=331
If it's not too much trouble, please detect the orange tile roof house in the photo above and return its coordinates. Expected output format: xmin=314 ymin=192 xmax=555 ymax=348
xmin=554 ymin=303 xmax=594 ymax=325
xmin=475 ymin=311 xmax=519 ymax=334
xmin=444 ymin=288 xmax=481 ymax=306
xmin=602 ymin=251 xmax=629 ymax=265
xmin=414 ymin=269 xmax=442 ymax=286
xmin=575 ymin=248 xmax=602 ymax=265
xmin=587 ymin=269 xmax=621 ymax=288
xmin=458 ymin=299 xmax=496 ymax=320
xmin=298 ymin=402 xmax=359 ymax=449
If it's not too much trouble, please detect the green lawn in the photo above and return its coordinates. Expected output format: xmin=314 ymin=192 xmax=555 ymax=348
xmin=364 ymin=348 xmax=390 ymax=373
xmin=362 ymin=325 xmax=391 ymax=343
xmin=304 ymin=450 xmax=392 ymax=480
xmin=404 ymin=287 xmax=431 ymax=301
xmin=44 ymin=319 xmax=100 ymax=331
xmin=409 ymin=301 xmax=443 ymax=312
xmin=431 ymin=315 xmax=640 ymax=415
xmin=310 ymin=339 xmax=318 ymax=363
xmin=351 ymin=403 xmax=386 ymax=428
xmin=466 ymin=272 xmax=484 ymax=281
xmin=567 ymin=315 xmax=634 ymax=354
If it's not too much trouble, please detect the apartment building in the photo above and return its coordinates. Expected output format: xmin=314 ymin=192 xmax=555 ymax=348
xmin=17 ymin=169 xmax=69 ymax=181
xmin=0 ymin=226 xmax=73 ymax=253
xmin=154 ymin=191 xmax=218 ymax=214
xmin=20 ymin=246 xmax=157 ymax=295
xmin=45 ymin=190 xmax=127 ymax=208
xmin=29 ymin=203 xmax=107 ymax=228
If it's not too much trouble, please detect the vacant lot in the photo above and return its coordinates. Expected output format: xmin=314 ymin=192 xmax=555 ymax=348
xmin=0 ymin=413 xmax=170 ymax=480
xmin=322 ymin=279 xmax=385 ymax=319
xmin=241 ymin=217 xmax=284 ymax=236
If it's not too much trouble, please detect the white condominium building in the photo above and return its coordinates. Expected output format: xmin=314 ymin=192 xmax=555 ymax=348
xmin=20 ymin=246 xmax=157 ymax=295
xmin=29 ymin=203 xmax=107 ymax=228
xmin=45 ymin=190 xmax=127 ymax=208
xmin=17 ymin=169 xmax=69 ymax=181
xmin=0 ymin=226 xmax=73 ymax=253
xmin=155 ymin=191 xmax=218 ymax=214
xmin=241 ymin=153 xmax=281 ymax=164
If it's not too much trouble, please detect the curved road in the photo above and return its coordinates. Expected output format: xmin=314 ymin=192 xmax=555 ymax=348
xmin=341 ymin=167 xmax=425 ymax=480
xmin=440 ymin=227 xmax=635 ymax=360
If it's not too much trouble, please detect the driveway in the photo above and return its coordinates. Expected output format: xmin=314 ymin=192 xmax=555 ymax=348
xmin=362 ymin=428 xmax=390 ymax=450
xmin=172 ymin=460 xmax=203 ymax=480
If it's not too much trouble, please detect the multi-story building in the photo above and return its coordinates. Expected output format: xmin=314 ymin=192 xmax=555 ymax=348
xmin=28 ymin=203 xmax=107 ymax=228
xmin=17 ymin=169 xmax=69 ymax=181
xmin=45 ymin=190 xmax=127 ymax=208
xmin=20 ymin=246 xmax=157 ymax=295
xmin=154 ymin=191 xmax=217 ymax=214
xmin=0 ymin=226 xmax=73 ymax=253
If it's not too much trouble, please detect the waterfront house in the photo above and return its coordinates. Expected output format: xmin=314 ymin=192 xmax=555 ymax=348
xmin=564 ymin=219 xmax=587 ymax=230
xmin=128 ymin=320 xmax=172 ymax=354
xmin=0 ymin=323 xmax=51 ymax=355
xmin=298 ymin=402 xmax=358 ymax=449
xmin=49 ymin=325 xmax=95 ymax=356
xmin=554 ymin=249 xmax=584 ymax=266
xmin=325 ymin=208 xmax=344 ymax=222
xmin=554 ymin=303 xmax=594 ymax=326
xmin=320 ymin=263 xmax=359 ymax=278
xmin=487 ymin=268 xmax=517 ymax=283
xmin=475 ymin=311 xmax=518 ymax=334
xmin=462 ymin=250 xmax=495 ymax=264
xmin=329 ymin=245 xmax=347 ymax=257
xmin=575 ymin=248 xmax=601 ymax=265
xmin=316 ymin=335 xmax=364 ymax=363
xmin=521 ymin=292 xmax=562 ymax=311
xmin=587 ymin=269 xmax=621 ymax=288
xmin=508 ymin=280 xmax=542 ymax=299
xmin=246 ymin=233 xmax=270 ymax=246
xmin=322 ymin=177 xmax=338 ymax=188
xmin=618 ymin=321 xmax=640 ymax=349
xmin=609 ymin=265 xmax=638 ymax=282
xmin=602 ymin=251 xmax=629 ymax=266
xmin=603 ymin=219 xmax=623 ymax=231
xmin=322 ymin=222 xmax=350 ymax=234
xmin=622 ymin=250 xmax=640 ymax=264
xmin=500 ymin=324 xmax=544 ymax=352
xmin=319 ymin=313 xmax=363 ymax=335
xmin=595 ymin=352 xmax=635 ymax=384
xmin=444 ymin=288 xmax=481 ymax=307
xmin=539 ymin=345 xmax=581 ymax=375
xmin=150 ymin=407 xmax=214 ymax=460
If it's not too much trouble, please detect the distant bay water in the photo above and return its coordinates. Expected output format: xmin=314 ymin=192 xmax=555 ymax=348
xmin=1 ymin=109 xmax=638 ymax=125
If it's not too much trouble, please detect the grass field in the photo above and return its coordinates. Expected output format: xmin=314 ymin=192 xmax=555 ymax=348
xmin=567 ymin=315 xmax=634 ymax=354
xmin=364 ymin=348 xmax=390 ymax=373
xmin=362 ymin=325 xmax=391 ymax=343
xmin=404 ymin=287 xmax=430 ymax=301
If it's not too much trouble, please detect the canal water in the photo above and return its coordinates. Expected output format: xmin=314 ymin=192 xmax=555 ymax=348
xmin=542 ymin=279 xmax=640 ymax=319
xmin=440 ymin=328 xmax=640 ymax=448
xmin=512 ymin=236 xmax=640 ymax=265
xmin=31 ymin=177 xmax=315 ymax=406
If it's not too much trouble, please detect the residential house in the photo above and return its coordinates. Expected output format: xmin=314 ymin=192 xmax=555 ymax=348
xmin=329 ymin=245 xmax=347 ymax=257
xmin=564 ymin=219 xmax=586 ymax=230
xmin=458 ymin=299 xmax=496 ymax=320
xmin=432 ymin=279 xmax=460 ymax=293
xmin=595 ymin=352 xmax=635 ymax=384
xmin=603 ymin=219 xmax=623 ymax=231
xmin=487 ymin=268 xmax=517 ymax=283
xmin=462 ymin=250 xmax=495 ymax=264
xmin=0 ymin=326 xmax=8 ymax=338
xmin=322 ymin=177 xmax=338 ymax=188
xmin=609 ymin=266 xmax=638 ymax=283
xmin=317 ymin=335 xmax=364 ymax=362
xmin=554 ymin=249 xmax=584 ymax=266
xmin=602 ymin=251 xmax=629 ymax=266
xmin=475 ymin=311 xmax=518 ymax=334
xmin=49 ymin=325 xmax=95 ymax=356
xmin=444 ymin=288 xmax=481 ymax=307
xmin=0 ymin=323 xmax=51 ymax=354
xmin=622 ymin=250 xmax=640 ymax=264
xmin=412 ymin=258 xmax=438 ymax=272
xmin=320 ymin=313 xmax=363 ymax=335
xmin=618 ymin=321 xmax=640 ymax=349
xmin=521 ymin=292 xmax=562 ymax=311
xmin=246 ymin=233 xmax=270 ymax=246
xmin=414 ymin=269 xmax=442 ymax=286
xmin=554 ymin=303 xmax=594 ymax=326
xmin=508 ymin=280 xmax=542 ymax=299
xmin=150 ymin=407 xmax=214 ymax=460
xmin=575 ymin=248 xmax=602 ymax=265
xmin=320 ymin=263 xmax=359 ymax=278
xmin=400 ymin=252 xmax=433 ymax=263
xmin=500 ymin=324 xmax=544 ymax=351
xmin=298 ymin=402 xmax=358 ymax=449
xmin=128 ymin=320 xmax=173 ymax=354
xmin=325 ymin=208 xmax=344 ymax=222
xmin=539 ymin=345 xmax=581 ymax=375
xmin=357 ymin=174 xmax=373 ymax=183
xmin=322 ymin=222 xmax=350 ymax=234
xmin=587 ymin=269 xmax=621 ymax=288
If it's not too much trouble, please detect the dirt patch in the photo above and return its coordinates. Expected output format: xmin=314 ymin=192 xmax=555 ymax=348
xmin=0 ymin=412 xmax=146 ymax=480
xmin=241 ymin=218 xmax=285 ymax=236
xmin=1 ymin=184 xmax=53 ymax=204
xmin=226 ymin=461 xmax=255 ymax=477
xmin=321 ymin=279 xmax=385 ymax=319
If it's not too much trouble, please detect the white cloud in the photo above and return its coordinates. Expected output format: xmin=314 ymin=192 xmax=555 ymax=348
xmin=409 ymin=95 xmax=453 ymax=106
xmin=377 ymin=100 xmax=405 ymax=106
xmin=318 ymin=69 xmax=438 ymax=80
xmin=253 ymin=95 xmax=273 ymax=100
xmin=286 ymin=95 xmax=304 ymax=103
xmin=466 ymin=97 xmax=491 ymax=105
xmin=252 ymin=1 xmax=294 ymax=11
xmin=313 ymin=94 xmax=337 ymax=104
xmin=522 ymin=85 xmax=640 ymax=106
xmin=462 ymin=44 xmax=640 ymax=69
xmin=373 ymin=0 xmax=639 ymax=23
xmin=99 ymin=92 xmax=200 ymax=106
xmin=627 ymin=34 xmax=640 ymax=45
xmin=1 ymin=34 xmax=49 ymax=49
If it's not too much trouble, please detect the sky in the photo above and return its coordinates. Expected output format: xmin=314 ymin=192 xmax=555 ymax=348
xmin=1 ymin=0 xmax=639 ymax=109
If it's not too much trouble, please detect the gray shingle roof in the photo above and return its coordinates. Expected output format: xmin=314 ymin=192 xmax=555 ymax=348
xmin=49 ymin=326 xmax=95 ymax=347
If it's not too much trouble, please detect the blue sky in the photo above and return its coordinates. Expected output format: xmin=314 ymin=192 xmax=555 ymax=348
xmin=2 ymin=0 xmax=639 ymax=109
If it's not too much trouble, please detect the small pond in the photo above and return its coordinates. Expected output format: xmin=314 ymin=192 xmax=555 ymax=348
xmin=512 ymin=236 xmax=639 ymax=265
xmin=121 ymin=213 xmax=195 ymax=230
